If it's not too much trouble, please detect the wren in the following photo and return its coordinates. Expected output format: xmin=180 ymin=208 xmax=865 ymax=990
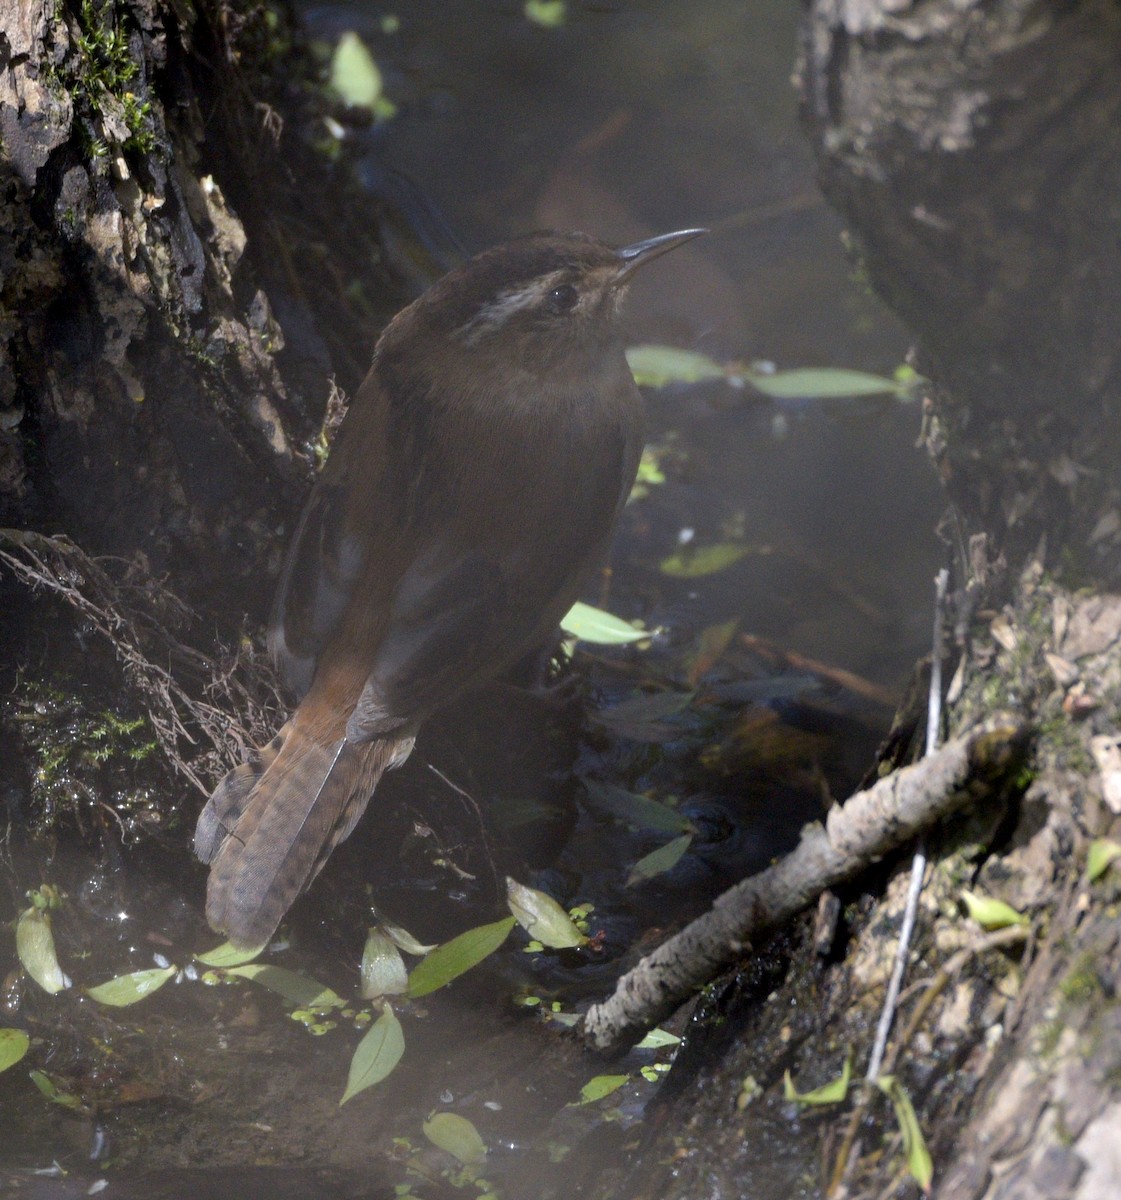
xmin=194 ymin=227 xmax=706 ymax=948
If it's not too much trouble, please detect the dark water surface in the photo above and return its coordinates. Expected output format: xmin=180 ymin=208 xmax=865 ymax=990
xmin=0 ymin=3 xmax=943 ymax=1197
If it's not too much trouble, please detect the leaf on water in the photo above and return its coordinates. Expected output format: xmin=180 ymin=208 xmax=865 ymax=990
xmin=783 ymin=1052 xmax=852 ymax=1106
xmin=877 ymin=1074 xmax=934 ymax=1193
xmin=375 ymin=916 xmax=437 ymax=957
xmin=581 ymin=780 xmax=693 ymax=835
xmin=226 ymin=964 xmax=346 ymax=1009
xmin=86 ymin=966 xmax=176 ymax=1007
xmin=195 ymin=940 xmax=267 ymax=967
xmin=960 ymin=889 xmax=1028 ymax=930
xmin=524 ymin=0 xmax=566 ymax=26
xmin=0 ymin=1028 xmax=29 ymax=1073
xmin=560 ymin=601 xmax=649 ymax=645
xmin=626 ymin=833 xmax=693 ymax=886
xmin=29 ymin=1070 xmax=86 ymax=1112
xmin=635 ymin=1027 xmax=681 ymax=1050
xmin=360 ymin=929 xmax=409 ymax=999
xmin=330 ymin=32 xmax=384 ymax=111
xmin=574 ymin=1074 xmax=629 ymax=1105
xmin=686 ymin=618 xmax=740 ymax=686
xmin=506 ymin=879 xmax=587 ymax=949
xmin=407 ymin=917 xmax=516 ymax=999
xmin=660 ymin=542 xmax=752 ymax=578
xmin=423 ymin=1111 xmax=488 ymax=1164
xmin=1087 ymin=838 xmax=1121 ymax=883
xmin=339 ymin=1005 xmax=405 ymax=1105
xmin=745 ymin=367 xmax=907 ymax=400
xmin=626 ymin=344 xmax=725 ymax=388
xmin=16 ymin=907 xmax=72 ymax=995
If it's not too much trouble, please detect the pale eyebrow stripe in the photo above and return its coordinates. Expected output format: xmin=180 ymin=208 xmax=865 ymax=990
xmin=454 ymin=269 xmax=569 ymax=345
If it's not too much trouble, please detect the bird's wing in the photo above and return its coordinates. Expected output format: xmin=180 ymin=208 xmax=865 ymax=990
xmin=268 ymin=377 xmax=399 ymax=699
xmin=346 ymin=414 xmax=637 ymax=740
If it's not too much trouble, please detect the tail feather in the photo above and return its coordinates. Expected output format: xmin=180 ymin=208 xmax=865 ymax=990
xmin=194 ymin=726 xmax=289 ymax=864
xmin=197 ymin=725 xmax=414 ymax=949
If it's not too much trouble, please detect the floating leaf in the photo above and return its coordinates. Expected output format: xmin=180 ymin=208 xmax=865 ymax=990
xmin=16 ymin=907 xmax=71 ymax=995
xmin=561 ymin=601 xmax=649 ymax=645
xmin=784 ymin=1052 xmax=852 ymax=1106
xmin=575 ymin=1074 xmax=628 ymax=1105
xmin=635 ymin=1027 xmax=681 ymax=1049
xmin=226 ymin=964 xmax=346 ymax=1009
xmin=339 ymin=1005 xmax=405 ymax=1105
xmin=745 ymin=367 xmax=908 ymax=399
xmin=423 ymin=1111 xmax=488 ymax=1164
xmin=960 ymin=889 xmax=1028 ymax=931
xmin=0 ymin=1028 xmax=29 ymax=1073
xmin=524 ymin=0 xmax=566 ymax=26
xmin=360 ymin=929 xmax=409 ymax=999
xmin=660 ymin=542 xmax=752 ymax=578
xmin=626 ymin=833 xmax=693 ymax=885
xmin=506 ymin=879 xmax=587 ymax=949
xmin=1087 ymin=838 xmax=1121 ymax=883
xmin=87 ymin=966 xmax=176 ymax=1007
xmin=581 ymin=780 xmax=693 ymax=835
xmin=376 ymin=916 xmax=437 ymax=957
xmin=195 ymin=940 xmax=267 ymax=967
xmin=407 ymin=917 xmax=516 ymax=999
xmin=330 ymin=32 xmax=384 ymax=111
xmin=877 ymin=1074 xmax=934 ymax=1192
xmin=30 ymin=1070 xmax=86 ymax=1112
xmin=626 ymin=344 xmax=724 ymax=388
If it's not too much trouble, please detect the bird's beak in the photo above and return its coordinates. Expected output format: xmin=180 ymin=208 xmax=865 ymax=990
xmin=613 ymin=228 xmax=708 ymax=284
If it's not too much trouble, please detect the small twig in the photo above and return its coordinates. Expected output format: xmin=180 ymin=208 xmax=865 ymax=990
xmin=583 ymin=716 xmax=1029 ymax=1054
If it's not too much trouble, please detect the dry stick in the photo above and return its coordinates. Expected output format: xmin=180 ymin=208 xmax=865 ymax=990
xmin=866 ymin=567 xmax=950 ymax=1082
xmin=827 ymin=570 xmax=951 ymax=1196
xmin=583 ymin=717 xmax=1029 ymax=1054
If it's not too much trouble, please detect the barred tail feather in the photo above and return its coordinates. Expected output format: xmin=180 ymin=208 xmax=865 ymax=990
xmin=197 ymin=726 xmax=415 ymax=949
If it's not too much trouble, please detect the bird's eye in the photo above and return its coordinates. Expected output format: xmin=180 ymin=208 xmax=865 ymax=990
xmin=545 ymin=283 xmax=579 ymax=314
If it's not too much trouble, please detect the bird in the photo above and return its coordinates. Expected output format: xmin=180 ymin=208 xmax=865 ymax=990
xmin=194 ymin=226 xmax=707 ymax=948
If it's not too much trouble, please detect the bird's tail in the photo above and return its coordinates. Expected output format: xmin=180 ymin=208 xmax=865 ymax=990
xmin=194 ymin=721 xmax=415 ymax=949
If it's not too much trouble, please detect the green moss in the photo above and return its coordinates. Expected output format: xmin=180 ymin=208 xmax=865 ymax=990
xmin=1058 ymin=952 xmax=1104 ymax=1006
xmin=7 ymin=679 xmax=159 ymax=835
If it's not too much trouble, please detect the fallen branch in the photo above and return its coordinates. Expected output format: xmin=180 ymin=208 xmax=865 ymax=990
xmin=582 ymin=717 xmax=1031 ymax=1055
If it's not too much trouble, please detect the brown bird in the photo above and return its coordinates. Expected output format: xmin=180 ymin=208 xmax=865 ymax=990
xmin=194 ymin=227 xmax=706 ymax=948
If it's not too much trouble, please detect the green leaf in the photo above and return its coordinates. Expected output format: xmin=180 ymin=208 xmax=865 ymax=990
xmin=16 ymin=907 xmax=71 ymax=995
xmin=524 ymin=0 xmax=566 ymax=26
xmin=226 ymin=964 xmax=346 ymax=1009
xmin=745 ymin=367 xmax=908 ymax=399
xmin=783 ymin=1052 xmax=852 ymax=1106
xmin=660 ymin=542 xmax=751 ymax=578
xmin=960 ymin=889 xmax=1028 ymax=930
xmin=360 ymin=929 xmax=409 ymax=999
xmin=330 ymin=32 xmax=385 ymax=111
xmin=0 ymin=1028 xmax=29 ymax=1073
xmin=1087 ymin=838 xmax=1121 ymax=883
xmin=506 ymin=879 xmax=587 ymax=949
xmin=575 ymin=1074 xmax=629 ymax=1105
xmin=29 ymin=1070 xmax=86 ymax=1111
xmin=195 ymin=940 xmax=267 ymax=967
xmin=626 ymin=344 xmax=724 ymax=388
xmin=339 ymin=1004 xmax=405 ymax=1105
xmin=560 ymin=601 xmax=649 ymax=645
xmin=86 ymin=966 xmax=176 ymax=1006
xmin=627 ymin=833 xmax=693 ymax=885
xmin=423 ymin=1111 xmax=488 ymax=1164
xmin=877 ymin=1074 xmax=934 ymax=1192
xmin=635 ymin=1027 xmax=681 ymax=1049
xmin=581 ymin=780 xmax=693 ymax=835
xmin=407 ymin=917 xmax=516 ymax=998
xmin=376 ymin=917 xmax=437 ymax=957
